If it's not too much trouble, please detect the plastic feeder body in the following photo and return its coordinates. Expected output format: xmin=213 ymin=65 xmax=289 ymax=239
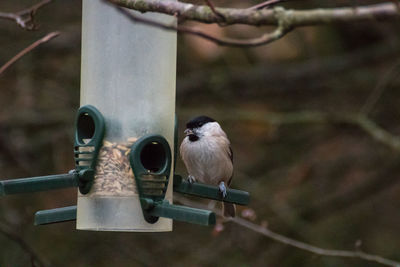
xmin=77 ymin=0 xmax=176 ymax=231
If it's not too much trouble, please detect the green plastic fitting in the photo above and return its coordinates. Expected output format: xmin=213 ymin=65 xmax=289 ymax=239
xmin=0 ymin=172 xmax=78 ymax=196
xmin=74 ymin=105 xmax=105 ymax=194
xmin=35 ymin=206 xmax=77 ymax=225
xmin=173 ymin=175 xmax=250 ymax=206
xmin=130 ymin=134 xmax=216 ymax=226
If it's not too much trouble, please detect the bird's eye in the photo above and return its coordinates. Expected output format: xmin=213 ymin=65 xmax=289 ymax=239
xmin=198 ymin=122 xmax=203 ymax=127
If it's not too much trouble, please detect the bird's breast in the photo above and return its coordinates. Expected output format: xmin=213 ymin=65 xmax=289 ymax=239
xmin=180 ymin=136 xmax=233 ymax=185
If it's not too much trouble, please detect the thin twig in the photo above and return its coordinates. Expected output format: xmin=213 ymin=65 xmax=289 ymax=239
xmin=0 ymin=222 xmax=48 ymax=267
xmin=0 ymin=0 xmax=52 ymax=30
xmin=0 ymin=31 xmax=60 ymax=75
xmin=203 ymin=0 xmax=226 ymax=23
xmin=174 ymin=195 xmax=400 ymax=267
xmin=359 ymin=58 xmax=400 ymax=115
xmin=111 ymin=4 xmax=292 ymax=47
xmin=248 ymin=0 xmax=287 ymax=10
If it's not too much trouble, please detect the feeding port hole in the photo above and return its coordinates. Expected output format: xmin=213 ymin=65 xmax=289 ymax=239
xmin=77 ymin=112 xmax=95 ymax=144
xmin=140 ymin=141 xmax=167 ymax=173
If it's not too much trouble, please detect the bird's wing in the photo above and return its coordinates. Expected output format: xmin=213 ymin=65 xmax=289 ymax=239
xmin=228 ymin=146 xmax=233 ymax=186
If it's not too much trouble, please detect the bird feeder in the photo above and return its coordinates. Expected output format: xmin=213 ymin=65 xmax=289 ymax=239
xmin=0 ymin=0 xmax=250 ymax=232
xmin=76 ymin=0 xmax=178 ymax=231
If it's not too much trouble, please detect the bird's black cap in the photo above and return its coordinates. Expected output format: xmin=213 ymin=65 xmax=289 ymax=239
xmin=186 ymin=115 xmax=215 ymax=129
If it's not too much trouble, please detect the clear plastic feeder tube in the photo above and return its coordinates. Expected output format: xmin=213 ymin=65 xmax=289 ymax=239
xmin=77 ymin=0 xmax=176 ymax=231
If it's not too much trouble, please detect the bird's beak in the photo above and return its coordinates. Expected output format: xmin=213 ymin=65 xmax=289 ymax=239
xmin=184 ymin=129 xmax=194 ymax=136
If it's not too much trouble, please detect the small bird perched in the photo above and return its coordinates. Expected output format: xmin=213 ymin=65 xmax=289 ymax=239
xmin=180 ymin=115 xmax=235 ymax=217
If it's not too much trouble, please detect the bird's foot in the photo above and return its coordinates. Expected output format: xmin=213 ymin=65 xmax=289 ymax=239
xmin=187 ymin=175 xmax=196 ymax=184
xmin=218 ymin=182 xmax=227 ymax=198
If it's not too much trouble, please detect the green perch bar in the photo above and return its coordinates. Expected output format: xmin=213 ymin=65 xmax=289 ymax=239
xmin=141 ymin=198 xmax=216 ymax=226
xmin=173 ymin=175 xmax=250 ymax=206
xmin=0 ymin=172 xmax=79 ymax=196
xmin=35 ymin=206 xmax=77 ymax=225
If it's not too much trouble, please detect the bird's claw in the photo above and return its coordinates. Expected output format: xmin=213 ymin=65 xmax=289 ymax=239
xmin=219 ymin=182 xmax=227 ymax=198
xmin=187 ymin=175 xmax=196 ymax=184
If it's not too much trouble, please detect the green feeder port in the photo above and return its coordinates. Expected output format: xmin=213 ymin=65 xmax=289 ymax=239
xmin=130 ymin=134 xmax=216 ymax=226
xmin=74 ymin=105 xmax=105 ymax=194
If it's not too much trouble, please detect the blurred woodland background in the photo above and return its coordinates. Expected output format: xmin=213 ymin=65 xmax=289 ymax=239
xmin=1 ymin=0 xmax=400 ymax=266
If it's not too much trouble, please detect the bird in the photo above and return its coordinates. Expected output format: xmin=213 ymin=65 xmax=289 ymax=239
xmin=180 ymin=115 xmax=236 ymax=217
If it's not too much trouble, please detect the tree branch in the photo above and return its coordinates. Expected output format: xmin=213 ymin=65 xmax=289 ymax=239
xmin=245 ymin=111 xmax=400 ymax=151
xmin=0 ymin=0 xmax=52 ymax=30
xmin=254 ymin=111 xmax=400 ymax=151
xmin=174 ymin=195 xmax=400 ymax=267
xmin=0 ymin=31 xmax=60 ymax=75
xmin=112 ymin=3 xmax=292 ymax=47
xmin=111 ymin=0 xmax=400 ymax=27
